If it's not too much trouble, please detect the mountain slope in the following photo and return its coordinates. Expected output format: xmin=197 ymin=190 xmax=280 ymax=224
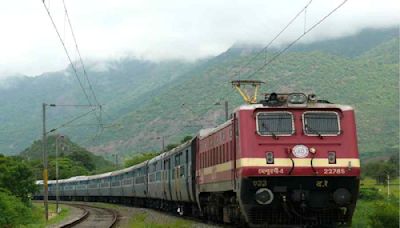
xmin=20 ymin=135 xmax=113 ymax=171
xmin=0 ymin=27 xmax=398 ymax=160
xmin=0 ymin=59 xmax=197 ymax=155
xmin=90 ymin=34 xmax=399 ymax=158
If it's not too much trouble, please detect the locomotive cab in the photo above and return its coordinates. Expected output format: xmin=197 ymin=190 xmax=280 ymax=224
xmin=234 ymin=93 xmax=360 ymax=227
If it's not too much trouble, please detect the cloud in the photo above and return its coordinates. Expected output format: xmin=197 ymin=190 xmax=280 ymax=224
xmin=0 ymin=0 xmax=398 ymax=77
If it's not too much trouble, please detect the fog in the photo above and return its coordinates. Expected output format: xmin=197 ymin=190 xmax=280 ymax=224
xmin=0 ymin=0 xmax=398 ymax=77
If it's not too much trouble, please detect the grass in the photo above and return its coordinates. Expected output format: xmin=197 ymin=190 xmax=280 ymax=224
xmin=25 ymin=202 xmax=70 ymax=228
xmin=351 ymin=177 xmax=399 ymax=227
xmin=352 ymin=200 xmax=375 ymax=227
xmin=125 ymin=212 xmax=193 ymax=228
xmin=361 ymin=177 xmax=400 ymax=197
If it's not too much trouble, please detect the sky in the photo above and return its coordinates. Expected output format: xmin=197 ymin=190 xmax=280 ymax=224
xmin=0 ymin=0 xmax=398 ymax=77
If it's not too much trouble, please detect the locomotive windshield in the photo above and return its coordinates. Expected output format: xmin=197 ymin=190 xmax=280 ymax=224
xmin=303 ymin=111 xmax=340 ymax=135
xmin=257 ymin=112 xmax=294 ymax=136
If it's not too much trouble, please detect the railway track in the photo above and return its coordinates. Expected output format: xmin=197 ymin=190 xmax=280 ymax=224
xmin=60 ymin=203 xmax=118 ymax=228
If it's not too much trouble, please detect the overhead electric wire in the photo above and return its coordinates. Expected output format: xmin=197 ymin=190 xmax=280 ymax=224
xmin=62 ymin=0 xmax=100 ymax=107
xmin=211 ymin=0 xmax=347 ymax=113
xmin=237 ymin=0 xmax=313 ymax=79
xmin=41 ymin=0 xmax=103 ymax=132
xmin=209 ymin=0 xmax=315 ymax=109
xmin=243 ymin=0 xmax=348 ymax=80
xmin=49 ymin=104 xmax=100 ymax=107
xmin=41 ymin=1 xmax=93 ymax=108
xmin=47 ymin=108 xmax=97 ymax=133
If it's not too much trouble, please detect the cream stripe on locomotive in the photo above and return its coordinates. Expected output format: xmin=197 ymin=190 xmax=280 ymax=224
xmin=199 ymin=158 xmax=360 ymax=176
xmin=237 ymin=158 xmax=360 ymax=169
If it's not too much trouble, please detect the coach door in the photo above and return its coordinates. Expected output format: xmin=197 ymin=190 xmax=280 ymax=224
xmin=164 ymin=158 xmax=172 ymax=201
xmin=232 ymin=114 xmax=238 ymax=189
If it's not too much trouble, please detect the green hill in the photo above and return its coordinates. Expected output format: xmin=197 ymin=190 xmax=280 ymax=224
xmin=0 ymin=27 xmax=398 ymax=161
xmin=20 ymin=135 xmax=114 ymax=179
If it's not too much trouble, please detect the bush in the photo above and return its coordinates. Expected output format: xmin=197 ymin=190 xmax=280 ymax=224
xmin=0 ymin=189 xmax=34 ymax=227
xmin=0 ymin=156 xmax=37 ymax=204
xmin=359 ymin=188 xmax=384 ymax=200
xmin=368 ymin=198 xmax=400 ymax=228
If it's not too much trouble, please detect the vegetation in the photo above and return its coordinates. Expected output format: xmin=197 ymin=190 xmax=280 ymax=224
xmin=0 ymin=155 xmax=37 ymax=227
xmin=352 ymin=178 xmax=399 ymax=227
xmin=21 ymin=135 xmax=114 ymax=180
xmin=0 ymin=153 xmax=76 ymax=227
xmin=362 ymin=153 xmax=399 ymax=181
xmin=0 ymin=189 xmax=34 ymax=227
xmin=0 ymin=27 xmax=397 ymax=162
xmin=30 ymin=202 xmax=71 ymax=227
xmin=0 ymin=155 xmax=36 ymax=203
xmin=352 ymin=153 xmax=400 ymax=227
xmin=125 ymin=211 xmax=192 ymax=228
xmin=180 ymin=135 xmax=193 ymax=144
xmin=124 ymin=152 xmax=159 ymax=167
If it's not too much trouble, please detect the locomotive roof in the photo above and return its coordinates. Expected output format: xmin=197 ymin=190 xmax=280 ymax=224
xmin=234 ymin=103 xmax=353 ymax=112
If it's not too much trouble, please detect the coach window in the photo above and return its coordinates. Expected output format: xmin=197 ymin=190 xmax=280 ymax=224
xmin=219 ymin=146 xmax=223 ymax=164
xmin=257 ymin=112 xmax=294 ymax=136
xmin=213 ymin=148 xmax=216 ymax=165
xmin=303 ymin=111 xmax=340 ymax=136
xmin=216 ymin=148 xmax=219 ymax=165
xmin=208 ymin=150 xmax=211 ymax=167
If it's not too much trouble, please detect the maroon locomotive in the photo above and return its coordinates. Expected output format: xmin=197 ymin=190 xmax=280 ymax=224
xmin=196 ymin=92 xmax=360 ymax=227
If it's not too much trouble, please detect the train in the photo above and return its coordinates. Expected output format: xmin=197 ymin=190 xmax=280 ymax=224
xmin=35 ymin=92 xmax=361 ymax=227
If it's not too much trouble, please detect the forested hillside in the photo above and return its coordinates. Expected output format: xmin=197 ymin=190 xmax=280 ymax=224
xmin=20 ymin=135 xmax=114 ymax=179
xmin=0 ymin=27 xmax=398 ymax=160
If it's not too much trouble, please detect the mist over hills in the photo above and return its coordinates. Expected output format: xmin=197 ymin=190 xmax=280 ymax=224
xmin=0 ymin=27 xmax=398 ymax=160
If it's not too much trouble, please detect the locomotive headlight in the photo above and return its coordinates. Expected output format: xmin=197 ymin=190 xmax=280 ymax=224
xmin=288 ymin=93 xmax=307 ymax=104
xmin=292 ymin=145 xmax=309 ymax=158
xmin=255 ymin=188 xmax=274 ymax=205
xmin=333 ymin=188 xmax=351 ymax=205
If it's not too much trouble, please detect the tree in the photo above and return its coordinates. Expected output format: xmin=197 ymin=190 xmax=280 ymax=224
xmin=165 ymin=144 xmax=179 ymax=151
xmin=48 ymin=157 xmax=89 ymax=179
xmin=0 ymin=156 xmax=37 ymax=204
xmin=362 ymin=155 xmax=399 ymax=180
xmin=0 ymin=189 xmax=34 ymax=227
xmin=67 ymin=150 xmax=95 ymax=171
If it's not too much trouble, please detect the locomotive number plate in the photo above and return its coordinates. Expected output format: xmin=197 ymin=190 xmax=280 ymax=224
xmin=258 ymin=168 xmax=284 ymax=175
xmin=323 ymin=168 xmax=346 ymax=175
xmin=252 ymin=180 xmax=268 ymax=187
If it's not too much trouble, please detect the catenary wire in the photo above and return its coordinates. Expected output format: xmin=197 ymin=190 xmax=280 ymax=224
xmin=236 ymin=0 xmax=313 ymax=79
xmin=41 ymin=1 xmax=93 ymax=107
xmin=47 ymin=108 xmax=97 ymax=134
xmin=243 ymin=0 xmax=348 ymax=80
xmin=41 ymin=0 xmax=103 ymax=128
xmin=62 ymin=0 xmax=100 ymax=107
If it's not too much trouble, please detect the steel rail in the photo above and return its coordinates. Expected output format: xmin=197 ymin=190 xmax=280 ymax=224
xmin=60 ymin=203 xmax=118 ymax=228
